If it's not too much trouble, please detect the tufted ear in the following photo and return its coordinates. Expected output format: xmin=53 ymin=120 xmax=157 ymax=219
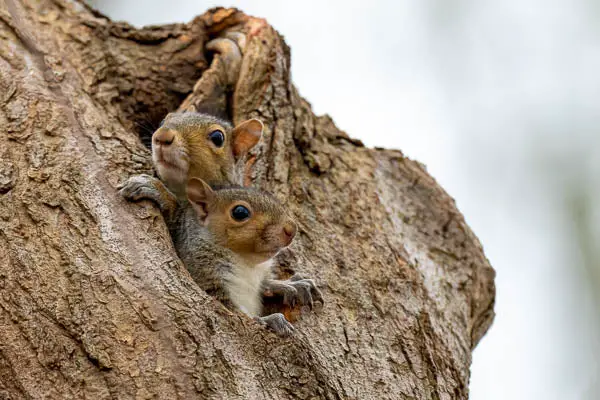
xmin=187 ymin=178 xmax=215 ymax=223
xmin=231 ymin=119 xmax=263 ymax=159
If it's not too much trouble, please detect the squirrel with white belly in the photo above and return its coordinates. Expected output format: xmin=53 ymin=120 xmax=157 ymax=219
xmin=175 ymin=178 xmax=300 ymax=335
xmin=120 ymin=112 xmax=322 ymax=335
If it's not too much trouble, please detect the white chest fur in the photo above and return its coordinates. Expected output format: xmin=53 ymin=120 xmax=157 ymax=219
xmin=225 ymin=258 xmax=273 ymax=317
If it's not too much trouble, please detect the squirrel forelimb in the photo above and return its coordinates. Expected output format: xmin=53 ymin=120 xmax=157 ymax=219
xmin=118 ymin=174 xmax=178 ymax=219
xmin=255 ymin=313 xmax=294 ymax=337
xmin=263 ymin=274 xmax=324 ymax=311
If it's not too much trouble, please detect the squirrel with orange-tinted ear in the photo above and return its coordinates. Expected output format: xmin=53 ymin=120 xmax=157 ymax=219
xmin=119 ymin=112 xmax=262 ymax=217
xmin=170 ymin=178 xmax=311 ymax=336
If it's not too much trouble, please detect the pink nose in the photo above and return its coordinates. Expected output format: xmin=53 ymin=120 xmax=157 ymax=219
xmin=153 ymin=129 xmax=175 ymax=146
xmin=282 ymin=222 xmax=297 ymax=245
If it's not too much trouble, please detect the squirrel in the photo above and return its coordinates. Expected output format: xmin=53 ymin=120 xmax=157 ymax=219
xmin=172 ymin=178 xmax=300 ymax=336
xmin=119 ymin=112 xmax=323 ymax=326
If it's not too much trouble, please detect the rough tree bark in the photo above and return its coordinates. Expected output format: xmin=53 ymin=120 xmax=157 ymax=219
xmin=0 ymin=1 xmax=495 ymax=399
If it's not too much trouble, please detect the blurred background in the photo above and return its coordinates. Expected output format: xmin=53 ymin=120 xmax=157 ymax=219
xmin=88 ymin=1 xmax=600 ymax=398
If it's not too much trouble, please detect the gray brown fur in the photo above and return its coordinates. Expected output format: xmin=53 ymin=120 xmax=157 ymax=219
xmin=168 ymin=203 xmax=237 ymax=311
xmin=161 ymin=112 xmax=233 ymax=132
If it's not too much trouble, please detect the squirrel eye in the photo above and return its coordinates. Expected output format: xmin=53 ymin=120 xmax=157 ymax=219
xmin=208 ymin=130 xmax=225 ymax=147
xmin=231 ymin=205 xmax=251 ymax=221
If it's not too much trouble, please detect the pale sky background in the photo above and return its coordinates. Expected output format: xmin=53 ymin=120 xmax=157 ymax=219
xmin=89 ymin=1 xmax=600 ymax=398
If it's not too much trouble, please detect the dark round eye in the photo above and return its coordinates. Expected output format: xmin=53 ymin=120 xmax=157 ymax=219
xmin=208 ymin=130 xmax=225 ymax=147
xmin=231 ymin=205 xmax=251 ymax=221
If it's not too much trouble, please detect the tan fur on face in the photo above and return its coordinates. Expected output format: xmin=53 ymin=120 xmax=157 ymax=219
xmin=151 ymin=112 xmax=263 ymax=196
xmin=207 ymin=187 xmax=296 ymax=265
xmin=187 ymin=179 xmax=297 ymax=266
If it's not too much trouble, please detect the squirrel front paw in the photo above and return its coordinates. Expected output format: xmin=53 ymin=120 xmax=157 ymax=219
xmin=289 ymin=274 xmax=324 ymax=308
xmin=263 ymin=274 xmax=324 ymax=310
xmin=256 ymin=313 xmax=294 ymax=337
xmin=118 ymin=174 xmax=177 ymax=216
xmin=118 ymin=174 xmax=160 ymax=201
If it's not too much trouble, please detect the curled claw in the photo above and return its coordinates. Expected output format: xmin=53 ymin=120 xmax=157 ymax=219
xmin=263 ymin=274 xmax=324 ymax=313
xmin=256 ymin=313 xmax=294 ymax=337
xmin=289 ymin=280 xmax=314 ymax=310
xmin=281 ymin=285 xmax=298 ymax=308
xmin=263 ymin=280 xmax=297 ymax=307
xmin=290 ymin=274 xmax=324 ymax=306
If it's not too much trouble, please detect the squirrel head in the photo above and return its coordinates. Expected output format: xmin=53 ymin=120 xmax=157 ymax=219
xmin=151 ymin=112 xmax=263 ymax=195
xmin=187 ymin=178 xmax=297 ymax=266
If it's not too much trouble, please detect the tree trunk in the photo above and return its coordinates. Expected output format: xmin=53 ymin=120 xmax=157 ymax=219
xmin=0 ymin=1 xmax=495 ymax=399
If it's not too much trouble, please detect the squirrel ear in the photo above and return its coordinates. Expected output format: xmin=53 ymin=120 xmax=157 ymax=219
xmin=231 ymin=119 xmax=263 ymax=159
xmin=158 ymin=112 xmax=174 ymax=127
xmin=187 ymin=178 xmax=215 ymax=221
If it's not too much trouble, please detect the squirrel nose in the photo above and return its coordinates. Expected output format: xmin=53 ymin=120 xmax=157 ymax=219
xmin=282 ymin=222 xmax=297 ymax=245
xmin=153 ymin=129 xmax=175 ymax=146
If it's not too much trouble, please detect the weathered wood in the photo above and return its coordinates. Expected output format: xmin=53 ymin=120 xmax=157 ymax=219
xmin=0 ymin=1 xmax=495 ymax=399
